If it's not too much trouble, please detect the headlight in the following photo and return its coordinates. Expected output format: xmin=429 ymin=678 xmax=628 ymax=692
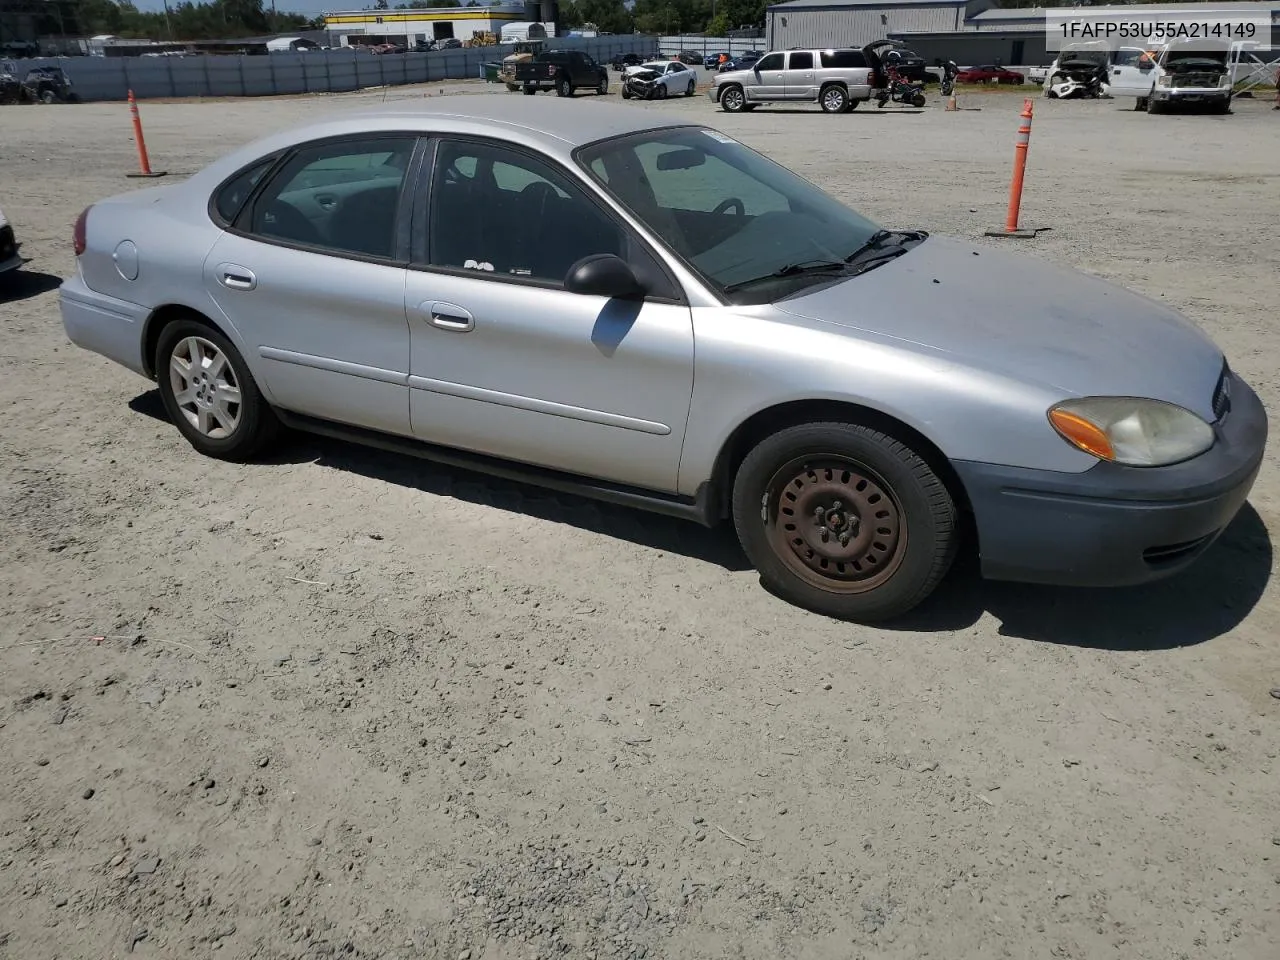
xmin=1159 ymin=75 xmax=1173 ymax=87
xmin=1047 ymin=397 xmax=1214 ymax=467
xmin=1219 ymin=74 xmax=1231 ymax=88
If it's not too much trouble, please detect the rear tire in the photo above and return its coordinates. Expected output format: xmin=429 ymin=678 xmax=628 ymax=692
xmin=1134 ymin=96 xmax=1148 ymax=110
xmin=911 ymin=92 xmax=926 ymax=108
xmin=685 ymin=79 xmax=695 ymax=96
xmin=732 ymin=421 xmax=957 ymax=623
xmin=556 ymin=75 xmax=573 ymax=97
xmin=597 ymin=75 xmax=608 ymax=95
xmin=819 ymin=83 xmax=849 ymax=113
xmin=155 ymin=318 xmax=280 ymax=463
xmin=621 ymin=86 xmax=631 ymax=99
xmin=523 ymin=84 xmax=536 ymax=95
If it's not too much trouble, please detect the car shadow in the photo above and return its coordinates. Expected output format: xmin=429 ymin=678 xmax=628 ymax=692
xmin=128 ymin=388 xmax=1273 ymax=642
xmin=0 ymin=269 xmax=62 ymax=305
xmin=888 ymin=503 xmax=1272 ymax=649
xmin=127 ymin=388 xmax=752 ymax=571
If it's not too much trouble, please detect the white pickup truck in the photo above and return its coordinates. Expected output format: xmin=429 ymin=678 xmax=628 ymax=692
xmin=1111 ymin=38 xmax=1245 ymax=113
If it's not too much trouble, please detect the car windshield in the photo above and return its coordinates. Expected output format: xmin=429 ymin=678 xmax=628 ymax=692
xmin=576 ymin=126 xmax=896 ymax=304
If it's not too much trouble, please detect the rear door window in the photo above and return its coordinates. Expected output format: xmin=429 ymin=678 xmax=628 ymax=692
xmin=820 ymin=50 xmax=867 ymax=69
xmin=788 ymin=52 xmax=814 ymax=70
xmin=247 ymin=136 xmax=416 ymax=259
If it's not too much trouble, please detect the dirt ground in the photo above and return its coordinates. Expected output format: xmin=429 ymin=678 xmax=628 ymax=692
xmin=2 ymin=80 xmax=1279 ymax=960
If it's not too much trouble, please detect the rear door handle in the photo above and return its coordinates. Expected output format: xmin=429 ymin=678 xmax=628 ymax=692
xmin=217 ymin=263 xmax=256 ymax=291
xmin=422 ymin=301 xmax=474 ymax=333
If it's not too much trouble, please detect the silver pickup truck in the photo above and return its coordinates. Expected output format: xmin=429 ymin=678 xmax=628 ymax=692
xmin=708 ymin=44 xmax=887 ymax=114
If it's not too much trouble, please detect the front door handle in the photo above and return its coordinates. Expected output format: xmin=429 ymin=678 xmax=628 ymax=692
xmin=422 ymin=301 xmax=474 ymax=333
xmin=217 ymin=263 xmax=256 ymax=291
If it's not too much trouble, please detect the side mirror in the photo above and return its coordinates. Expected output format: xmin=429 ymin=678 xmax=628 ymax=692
xmin=564 ymin=254 xmax=647 ymax=300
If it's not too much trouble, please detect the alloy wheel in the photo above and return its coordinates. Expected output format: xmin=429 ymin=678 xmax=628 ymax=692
xmin=168 ymin=336 xmax=242 ymax=439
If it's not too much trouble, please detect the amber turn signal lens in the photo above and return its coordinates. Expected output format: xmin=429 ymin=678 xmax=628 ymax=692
xmin=1048 ymin=409 xmax=1115 ymax=461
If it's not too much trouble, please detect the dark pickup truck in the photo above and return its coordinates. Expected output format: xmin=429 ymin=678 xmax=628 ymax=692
xmin=513 ymin=50 xmax=609 ymax=97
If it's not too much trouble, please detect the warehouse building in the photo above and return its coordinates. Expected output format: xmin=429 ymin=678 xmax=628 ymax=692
xmin=323 ymin=3 xmax=559 ymax=47
xmin=766 ymin=0 xmax=1278 ymax=65
xmin=895 ymin=2 xmax=1280 ymax=65
xmin=765 ymin=0 xmax=993 ymax=51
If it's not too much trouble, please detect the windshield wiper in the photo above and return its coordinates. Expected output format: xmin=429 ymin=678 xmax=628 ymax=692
xmin=844 ymin=229 xmax=926 ymax=266
xmin=722 ymin=259 xmax=848 ymax=293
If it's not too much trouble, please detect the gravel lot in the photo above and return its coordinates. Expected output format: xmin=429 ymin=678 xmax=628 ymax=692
xmin=2 ymin=81 xmax=1279 ymax=960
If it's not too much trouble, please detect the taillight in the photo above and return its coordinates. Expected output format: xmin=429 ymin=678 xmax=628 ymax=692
xmin=73 ymin=206 xmax=90 ymax=257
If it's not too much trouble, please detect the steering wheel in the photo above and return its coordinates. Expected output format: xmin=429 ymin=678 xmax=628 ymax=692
xmin=713 ymin=197 xmax=745 ymax=216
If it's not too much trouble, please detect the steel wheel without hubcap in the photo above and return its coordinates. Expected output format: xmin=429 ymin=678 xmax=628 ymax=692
xmin=731 ymin=421 xmax=957 ymax=622
xmin=169 ymin=335 xmax=241 ymax=439
xmin=765 ymin=456 xmax=904 ymax=593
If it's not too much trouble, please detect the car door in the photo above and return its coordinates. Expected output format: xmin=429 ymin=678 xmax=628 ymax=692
xmin=784 ymin=50 xmax=816 ymax=99
xmin=1108 ymin=46 xmax=1154 ymax=96
xmin=203 ymin=133 xmax=419 ymax=436
xmin=745 ymin=52 xmax=786 ymax=100
xmin=665 ymin=61 xmax=685 ymax=94
xmin=402 ymin=136 xmax=695 ymax=493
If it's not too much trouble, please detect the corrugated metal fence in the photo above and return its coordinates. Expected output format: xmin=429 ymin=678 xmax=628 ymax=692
xmin=10 ymin=35 xmax=657 ymax=103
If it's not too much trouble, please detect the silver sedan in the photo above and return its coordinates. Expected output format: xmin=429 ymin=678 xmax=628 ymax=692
xmin=58 ymin=98 xmax=1266 ymax=622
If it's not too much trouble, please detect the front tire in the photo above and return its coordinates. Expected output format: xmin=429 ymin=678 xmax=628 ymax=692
xmin=732 ymin=422 xmax=957 ymax=622
xmin=720 ymin=84 xmax=746 ymax=112
xmin=685 ymin=79 xmax=695 ymax=96
xmin=155 ymin=318 xmax=279 ymax=462
xmin=523 ymin=84 xmax=536 ymax=95
xmin=911 ymin=92 xmax=926 ymax=107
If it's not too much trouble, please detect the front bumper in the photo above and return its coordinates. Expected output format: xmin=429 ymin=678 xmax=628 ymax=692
xmin=953 ymin=370 xmax=1267 ymax=587
xmin=0 ymin=223 xmax=21 ymax=273
xmin=1152 ymin=86 xmax=1230 ymax=102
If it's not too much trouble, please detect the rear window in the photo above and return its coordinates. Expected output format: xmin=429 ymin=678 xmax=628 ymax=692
xmin=821 ymin=50 xmax=868 ymax=69
xmin=213 ymin=157 xmax=275 ymax=224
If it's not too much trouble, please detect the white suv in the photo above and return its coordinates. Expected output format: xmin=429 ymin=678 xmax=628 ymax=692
xmin=709 ymin=47 xmax=884 ymax=114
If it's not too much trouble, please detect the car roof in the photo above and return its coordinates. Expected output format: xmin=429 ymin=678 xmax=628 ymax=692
xmin=184 ymin=97 xmax=705 ymax=192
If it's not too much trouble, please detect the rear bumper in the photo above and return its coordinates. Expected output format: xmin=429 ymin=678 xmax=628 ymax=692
xmin=953 ymin=371 xmax=1267 ymax=587
xmin=59 ymin=272 xmax=150 ymax=377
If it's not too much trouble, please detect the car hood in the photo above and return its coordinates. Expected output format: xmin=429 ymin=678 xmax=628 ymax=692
xmin=772 ymin=235 xmax=1224 ymax=420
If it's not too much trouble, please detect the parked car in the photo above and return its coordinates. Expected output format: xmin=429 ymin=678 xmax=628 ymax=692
xmin=621 ymin=59 xmax=698 ymax=99
xmin=1028 ymin=63 xmax=1053 ymax=85
xmin=709 ymin=46 xmax=887 ymax=113
xmin=878 ymin=42 xmax=929 ymax=82
xmin=0 ymin=65 xmax=19 ymax=105
xmin=1118 ymin=38 xmax=1237 ymax=114
xmin=438 ymin=38 xmax=463 ymax=50
xmin=675 ymin=50 xmax=702 ymax=65
xmin=0 ymin=204 xmax=23 ymax=275
xmin=703 ymin=52 xmax=727 ymax=69
xmin=58 ymin=99 xmax=1265 ymax=622
xmin=608 ymin=52 xmax=644 ymax=70
xmin=955 ymin=64 xmax=1025 ymax=85
xmin=718 ymin=51 xmax=762 ymax=72
xmin=513 ymin=49 xmax=609 ymax=96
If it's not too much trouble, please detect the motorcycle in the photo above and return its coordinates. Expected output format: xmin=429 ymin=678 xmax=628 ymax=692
xmin=875 ymin=67 xmax=926 ymax=108
xmin=941 ymin=64 xmax=959 ymax=97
